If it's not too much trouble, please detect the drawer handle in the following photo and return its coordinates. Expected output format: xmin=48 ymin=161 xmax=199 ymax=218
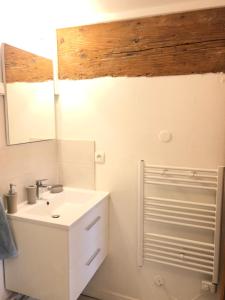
xmin=85 ymin=216 xmax=101 ymax=231
xmin=85 ymin=248 xmax=101 ymax=266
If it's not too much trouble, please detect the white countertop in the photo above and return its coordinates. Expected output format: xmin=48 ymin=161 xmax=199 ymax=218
xmin=7 ymin=187 xmax=109 ymax=230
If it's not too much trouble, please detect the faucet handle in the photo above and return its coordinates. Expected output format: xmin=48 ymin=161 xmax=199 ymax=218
xmin=36 ymin=179 xmax=48 ymax=186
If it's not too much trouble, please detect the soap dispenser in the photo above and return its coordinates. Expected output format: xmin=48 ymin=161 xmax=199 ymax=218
xmin=5 ymin=184 xmax=17 ymax=214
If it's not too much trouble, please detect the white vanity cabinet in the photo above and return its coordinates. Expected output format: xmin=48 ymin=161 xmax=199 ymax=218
xmin=4 ymin=188 xmax=109 ymax=300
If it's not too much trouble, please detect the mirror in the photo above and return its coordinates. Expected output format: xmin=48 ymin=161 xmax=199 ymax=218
xmin=1 ymin=43 xmax=55 ymax=145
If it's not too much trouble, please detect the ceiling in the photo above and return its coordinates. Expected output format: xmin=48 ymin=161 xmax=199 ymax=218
xmin=1 ymin=0 xmax=224 ymax=29
xmin=84 ymin=0 xmax=195 ymax=13
xmin=0 ymin=0 xmax=224 ymax=58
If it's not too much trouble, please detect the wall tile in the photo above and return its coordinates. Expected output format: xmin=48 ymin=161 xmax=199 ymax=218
xmin=0 ymin=140 xmax=58 ymax=204
xmin=58 ymin=140 xmax=95 ymax=189
xmin=58 ymin=140 xmax=95 ymax=164
xmin=59 ymin=162 xmax=95 ymax=189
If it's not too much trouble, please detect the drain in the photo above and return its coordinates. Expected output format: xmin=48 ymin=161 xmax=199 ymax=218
xmin=52 ymin=214 xmax=60 ymax=218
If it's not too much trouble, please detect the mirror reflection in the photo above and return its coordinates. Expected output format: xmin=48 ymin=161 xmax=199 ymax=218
xmin=1 ymin=43 xmax=55 ymax=145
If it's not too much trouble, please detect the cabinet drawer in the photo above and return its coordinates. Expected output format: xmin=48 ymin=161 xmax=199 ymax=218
xmin=70 ymin=238 xmax=107 ymax=300
xmin=69 ymin=197 xmax=108 ymax=262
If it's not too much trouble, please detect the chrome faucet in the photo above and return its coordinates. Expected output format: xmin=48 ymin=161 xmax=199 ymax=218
xmin=36 ymin=179 xmax=48 ymax=199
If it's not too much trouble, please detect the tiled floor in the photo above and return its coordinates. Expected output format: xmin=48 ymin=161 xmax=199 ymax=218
xmin=7 ymin=293 xmax=96 ymax=300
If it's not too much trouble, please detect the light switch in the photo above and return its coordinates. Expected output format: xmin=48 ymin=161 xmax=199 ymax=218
xmin=95 ymin=151 xmax=105 ymax=164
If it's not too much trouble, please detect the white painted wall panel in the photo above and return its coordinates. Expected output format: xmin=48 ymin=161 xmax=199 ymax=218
xmin=58 ymin=74 xmax=225 ymax=300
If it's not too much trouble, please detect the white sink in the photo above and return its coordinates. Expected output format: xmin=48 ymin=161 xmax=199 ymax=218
xmin=8 ymin=187 xmax=109 ymax=229
xmin=5 ymin=187 xmax=109 ymax=300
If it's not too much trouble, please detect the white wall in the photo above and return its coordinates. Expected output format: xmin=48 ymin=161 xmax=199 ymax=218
xmin=0 ymin=29 xmax=57 ymax=300
xmin=55 ymin=2 xmax=225 ymax=299
xmin=57 ymin=74 xmax=225 ymax=300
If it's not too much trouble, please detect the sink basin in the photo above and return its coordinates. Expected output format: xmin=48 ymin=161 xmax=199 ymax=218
xmin=8 ymin=187 xmax=109 ymax=229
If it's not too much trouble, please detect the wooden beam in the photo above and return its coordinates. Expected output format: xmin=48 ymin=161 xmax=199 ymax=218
xmin=3 ymin=44 xmax=53 ymax=83
xmin=57 ymin=7 xmax=225 ymax=79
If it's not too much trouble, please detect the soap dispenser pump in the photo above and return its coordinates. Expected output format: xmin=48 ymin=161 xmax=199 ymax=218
xmin=5 ymin=184 xmax=17 ymax=214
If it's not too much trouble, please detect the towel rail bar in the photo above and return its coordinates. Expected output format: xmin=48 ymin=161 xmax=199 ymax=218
xmin=144 ymin=212 xmax=215 ymax=226
xmin=144 ymin=202 xmax=215 ymax=214
xmin=144 ymin=164 xmax=217 ymax=173
xmin=144 ymin=206 xmax=216 ymax=220
xmin=144 ymin=180 xmax=217 ymax=191
xmin=144 ymin=243 xmax=214 ymax=259
xmin=144 ymin=196 xmax=216 ymax=208
xmin=144 ymin=175 xmax=217 ymax=186
xmin=144 ymin=253 xmax=214 ymax=271
xmin=144 ymin=232 xmax=215 ymax=248
xmin=144 ymin=258 xmax=213 ymax=276
xmin=144 ymin=170 xmax=217 ymax=179
xmin=144 ymin=248 xmax=214 ymax=266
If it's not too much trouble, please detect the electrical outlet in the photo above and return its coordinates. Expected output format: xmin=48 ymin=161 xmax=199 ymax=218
xmin=201 ymin=281 xmax=209 ymax=291
xmin=95 ymin=151 xmax=105 ymax=164
xmin=201 ymin=281 xmax=217 ymax=293
xmin=153 ymin=275 xmax=164 ymax=287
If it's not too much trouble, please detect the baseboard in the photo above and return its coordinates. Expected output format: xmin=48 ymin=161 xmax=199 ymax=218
xmin=84 ymin=288 xmax=140 ymax=300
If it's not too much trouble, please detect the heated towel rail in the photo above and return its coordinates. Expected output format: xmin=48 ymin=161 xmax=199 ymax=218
xmin=137 ymin=161 xmax=224 ymax=286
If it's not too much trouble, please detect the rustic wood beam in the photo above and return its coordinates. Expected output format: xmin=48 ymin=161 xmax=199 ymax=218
xmin=57 ymin=7 xmax=225 ymax=79
xmin=3 ymin=43 xmax=53 ymax=83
